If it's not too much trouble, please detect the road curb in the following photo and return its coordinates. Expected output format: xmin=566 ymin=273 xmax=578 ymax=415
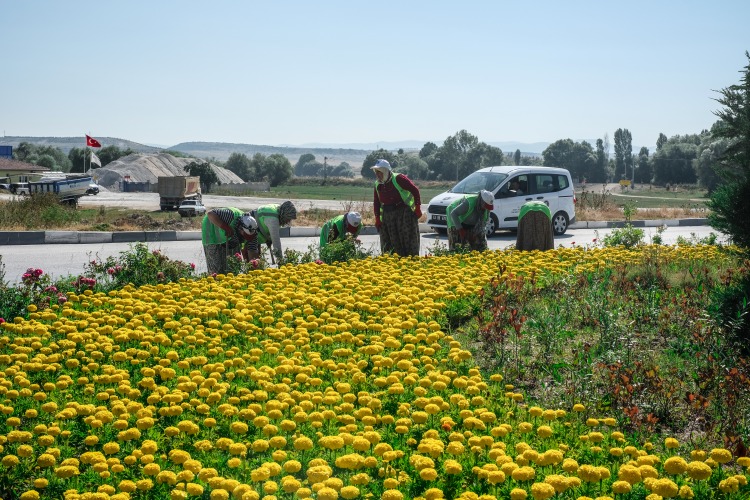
xmin=0 ymin=219 xmax=710 ymax=245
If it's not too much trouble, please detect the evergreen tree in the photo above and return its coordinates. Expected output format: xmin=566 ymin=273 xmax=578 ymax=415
xmin=707 ymin=51 xmax=750 ymax=247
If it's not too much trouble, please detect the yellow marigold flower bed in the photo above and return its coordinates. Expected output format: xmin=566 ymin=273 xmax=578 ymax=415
xmin=0 ymin=246 xmax=746 ymax=499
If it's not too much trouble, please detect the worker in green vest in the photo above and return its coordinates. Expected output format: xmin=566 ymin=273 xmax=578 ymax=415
xmin=446 ymin=190 xmax=494 ymax=251
xmin=320 ymin=212 xmax=362 ymax=249
xmin=247 ymin=200 xmax=297 ymax=264
xmin=372 ymin=159 xmax=422 ymax=256
xmin=202 ymin=207 xmax=259 ymax=274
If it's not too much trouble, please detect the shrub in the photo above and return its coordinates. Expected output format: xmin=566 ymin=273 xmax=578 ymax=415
xmin=602 ymin=224 xmax=645 ymax=248
xmin=319 ymin=236 xmax=373 ymax=264
xmin=709 ymin=262 xmax=750 ymax=355
xmin=82 ymin=242 xmax=197 ymax=290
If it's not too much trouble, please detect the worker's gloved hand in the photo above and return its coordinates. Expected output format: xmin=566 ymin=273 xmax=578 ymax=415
xmin=458 ymin=228 xmax=467 ymax=240
xmin=414 ymin=207 xmax=423 ymax=219
xmin=375 ymin=218 xmax=382 ymax=232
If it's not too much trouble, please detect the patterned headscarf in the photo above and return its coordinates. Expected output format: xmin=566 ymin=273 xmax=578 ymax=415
xmin=278 ymin=201 xmax=297 ymax=227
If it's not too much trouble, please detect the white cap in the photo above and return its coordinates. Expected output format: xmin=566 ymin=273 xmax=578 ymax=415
xmin=372 ymin=159 xmax=392 ymax=171
xmin=480 ymin=190 xmax=494 ymax=210
xmin=346 ymin=212 xmax=362 ymax=227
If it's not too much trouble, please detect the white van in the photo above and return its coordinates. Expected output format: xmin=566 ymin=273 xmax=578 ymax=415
xmin=427 ymin=166 xmax=576 ymax=236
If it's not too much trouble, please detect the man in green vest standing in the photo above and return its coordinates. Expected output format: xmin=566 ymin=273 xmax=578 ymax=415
xmin=202 ymin=207 xmax=259 ymax=275
xmin=446 ymin=190 xmax=494 ymax=251
xmin=372 ymin=159 xmax=422 ymax=256
xmin=320 ymin=212 xmax=362 ymax=249
xmin=247 ymin=200 xmax=297 ymax=264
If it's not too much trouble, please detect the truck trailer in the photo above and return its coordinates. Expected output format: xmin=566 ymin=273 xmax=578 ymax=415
xmin=157 ymin=176 xmax=202 ymax=211
xmin=29 ymin=175 xmax=93 ymax=206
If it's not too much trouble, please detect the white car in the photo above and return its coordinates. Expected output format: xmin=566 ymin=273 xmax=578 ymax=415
xmin=427 ymin=166 xmax=577 ymax=236
xmin=178 ymin=199 xmax=206 ymax=217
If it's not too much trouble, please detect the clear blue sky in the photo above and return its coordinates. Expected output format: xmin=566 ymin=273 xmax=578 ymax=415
xmin=2 ymin=1 xmax=749 ymax=152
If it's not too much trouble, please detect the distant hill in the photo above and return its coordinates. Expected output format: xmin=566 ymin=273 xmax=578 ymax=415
xmin=0 ymin=136 xmax=162 ymax=155
xmin=168 ymin=142 xmax=371 ymax=166
xmin=0 ymin=137 xmax=372 ymax=168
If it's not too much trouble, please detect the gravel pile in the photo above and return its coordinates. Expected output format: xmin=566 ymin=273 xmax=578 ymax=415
xmin=94 ymin=153 xmax=244 ymax=189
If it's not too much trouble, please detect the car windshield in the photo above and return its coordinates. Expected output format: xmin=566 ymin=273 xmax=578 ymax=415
xmin=450 ymin=171 xmax=507 ymax=194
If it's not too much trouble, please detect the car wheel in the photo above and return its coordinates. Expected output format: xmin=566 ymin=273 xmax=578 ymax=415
xmin=485 ymin=213 xmax=498 ymax=238
xmin=552 ymin=211 xmax=569 ymax=235
xmin=433 ymin=228 xmax=448 ymax=235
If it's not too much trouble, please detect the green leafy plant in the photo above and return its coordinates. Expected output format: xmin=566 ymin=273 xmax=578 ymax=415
xmin=83 ymin=242 xmax=197 ymax=290
xmin=602 ymin=224 xmax=645 ymax=248
xmin=319 ymin=236 xmax=374 ymax=264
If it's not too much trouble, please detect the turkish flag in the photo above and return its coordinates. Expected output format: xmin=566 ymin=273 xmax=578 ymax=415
xmin=86 ymin=135 xmax=102 ymax=148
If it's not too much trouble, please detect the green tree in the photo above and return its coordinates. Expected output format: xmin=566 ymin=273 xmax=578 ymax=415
xmin=695 ymin=122 xmax=728 ymax=193
xmin=184 ymin=161 xmax=220 ymax=193
xmin=595 ymin=139 xmax=609 ymax=182
xmin=331 ymin=162 xmax=355 ymax=178
xmin=513 ymin=149 xmax=521 ymax=166
xmin=614 ymin=128 xmax=632 ymax=180
xmin=656 ymin=133 xmax=668 ymax=151
xmin=97 ymin=145 xmax=135 ymax=167
xmin=542 ymin=139 xmax=596 ymax=182
xmin=294 ymin=153 xmax=317 ymax=177
xmin=635 ymin=147 xmax=652 ymax=184
xmin=361 ymin=149 xmax=398 ymax=179
xmin=67 ymin=148 xmax=86 ymax=173
xmin=398 ymin=154 xmax=429 ymax=180
xmin=652 ymin=141 xmax=699 ymax=185
xmin=13 ymin=142 xmax=72 ymax=172
xmin=707 ymin=51 xmax=750 ymax=247
xmin=263 ymin=154 xmax=294 ymax=187
xmin=419 ymin=142 xmax=438 ymax=159
xmin=226 ymin=152 xmax=253 ymax=181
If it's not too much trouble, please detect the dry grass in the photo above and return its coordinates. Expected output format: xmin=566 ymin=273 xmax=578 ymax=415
xmin=577 ymin=204 xmax=705 ymax=222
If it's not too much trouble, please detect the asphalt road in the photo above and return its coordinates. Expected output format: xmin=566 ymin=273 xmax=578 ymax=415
xmin=0 ymin=225 xmax=725 ymax=285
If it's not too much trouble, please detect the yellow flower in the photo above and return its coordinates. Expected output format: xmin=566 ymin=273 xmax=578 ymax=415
xmin=718 ymin=477 xmax=739 ymax=494
xmin=444 ymin=459 xmax=463 ymax=474
xmin=663 ymin=456 xmax=688 ymax=475
xmin=186 ymin=483 xmax=204 ymax=495
xmin=709 ymin=448 xmax=733 ymax=464
xmin=530 ymin=482 xmax=555 ymax=500
xmin=686 ymin=461 xmax=712 ymax=480
xmin=419 ymin=468 xmax=438 ymax=481
xmin=664 ymin=437 xmax=680 ymax=449
xmin=37 ymin=453 xmax=57 ymax=467
xmin=511 ymin=466 xmax=536 ymax=481
xmin=536 ymin=426 xmax=553 ymax=438
xmin=678 ymin=485 xmax=694 ymax=499
xmin=341 ymin=486 xmax=360 ymax=499
xmin=612 ymin=480 xmax=632 ymax=494
xmin=509 ymin=488 xmax=528 ymax=500
xmin=381 ymin=490 xmax=403 ymax=500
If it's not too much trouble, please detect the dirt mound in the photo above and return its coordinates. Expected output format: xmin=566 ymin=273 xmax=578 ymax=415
xmin=112 ymin=213 xmax=200 ymax=231
xmin=94 ymin=153 xmax=244 ymax=189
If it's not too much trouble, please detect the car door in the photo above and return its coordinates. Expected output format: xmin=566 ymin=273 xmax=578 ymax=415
xmin=494 ymin=174 xmax=533 ymax=229
xmin=527 ymin=173 xmax=558 ymax=214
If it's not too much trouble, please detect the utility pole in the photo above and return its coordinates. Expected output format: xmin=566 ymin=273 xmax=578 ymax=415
xmin=322 ymin=156 xmax=330 ymax=185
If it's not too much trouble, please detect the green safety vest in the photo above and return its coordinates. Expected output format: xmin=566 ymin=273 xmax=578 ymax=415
xmin=254 ymin=204 xmax=280 ymax=244
xmin=519 ymin=201 xmax=552 ymax=221
xmin=375 ymin=173 xmax=416 ymax=216
xmin=446 ymin=195 xmax=488 ymax=230
xmin=202 ymin=207 xmax=243 ymax=245
xmin=320 ymin=214 xmax=362 ymax=248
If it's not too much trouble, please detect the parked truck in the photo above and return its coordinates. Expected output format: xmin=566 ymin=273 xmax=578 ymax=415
xmin=157 ymin=176 xmax=202 ymax=211
xmin=29 ymin=175 xmax=93 ymax=205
